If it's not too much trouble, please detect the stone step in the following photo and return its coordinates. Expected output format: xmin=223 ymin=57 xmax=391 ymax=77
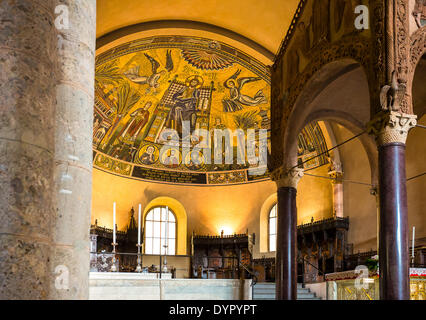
xmin=253 ymin=294 xmax=276 ymax=299
xmin=252 ymin=283 xmax=321 ymax=300
xmin=253 ymin=295 xmax=320 ymax=300
xmin=253 ymin=282 xmax=275 ymax=287
xmin=253 ymin=288 xmax=310 ymax=294
xmin=253 ymin=283 xmax=304 ymax=288
xmin=297 ymin=288 xmax=310 ymax=294
xmin=297 ymin=292 xmax=317 ymax=299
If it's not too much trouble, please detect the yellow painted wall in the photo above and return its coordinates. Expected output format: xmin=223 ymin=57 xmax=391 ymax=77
xmin=92 ymin=122 xmax=425 ymax=258
xmin=92 ymin=163 xmax=333 ymax=258
xmin=407 ymin=115 xmax=426 ymax=242
xmin=331 ymin=124 xmax=377 ymax=252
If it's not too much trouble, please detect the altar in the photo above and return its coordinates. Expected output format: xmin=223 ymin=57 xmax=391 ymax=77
xmin=89 ymin=273 xmax=252 ymax=300
xmin=90 ymin=272 xmax=172 ymax=280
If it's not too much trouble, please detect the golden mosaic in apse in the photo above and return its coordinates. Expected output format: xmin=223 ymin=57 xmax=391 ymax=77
xmin=93 ymin=36 xmax=328 ymax=185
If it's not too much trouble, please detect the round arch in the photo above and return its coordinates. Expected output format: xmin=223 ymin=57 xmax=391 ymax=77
xmin=259 ymin=193 xmax=277 ymax=254
xmin=412 ymin=54 xmax=426 ymax=118
xmin=408 ymin=28 xmax=426 ymax=114
xmin=406 ymin=52 xmax=426 ymax=247
xmin=277 ymin=59 xmax=380 ymax=251
xmin=143 ymin=196 xmax=188 ymax=255
xmin=281 ymin=59 xmax=378 ymax=185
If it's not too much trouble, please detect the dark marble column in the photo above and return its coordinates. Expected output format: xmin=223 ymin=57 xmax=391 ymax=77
xmin=272 ymin=168 xmax=303 ymax=300
xmin=276 ymin=186 xmax=297 ymax=300
xmin=378 ymin=143 xmax=409 ymax=299
xmin=368 ymin=111 xmax=417 ymax=300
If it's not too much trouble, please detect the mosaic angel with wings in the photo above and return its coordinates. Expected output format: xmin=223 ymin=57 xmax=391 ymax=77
xmin=124 ymin=50 xmax=174 ymax=93
xmin=222 ymin=69 xmax=267 ymax=112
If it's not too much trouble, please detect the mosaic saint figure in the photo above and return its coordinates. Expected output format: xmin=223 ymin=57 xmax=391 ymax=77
xmin=186 ymin=151 xmax=204 ymax=171
xmin=312 ymin=0 xmax=331 ymax=47
xmin=163 ymin=149 xmax=180 ymax=168
xmin=287 ymin=21 xmax=310 ymax=87
xmin=413 ymin=0 xmax=426 ymax=28
xmin=119 ymin=101 xmax=152 ymax=142
xmin=222 ymin=69 xmax=267 ymax=112
xmin=140 ymin=145 xmax=156 ymax=165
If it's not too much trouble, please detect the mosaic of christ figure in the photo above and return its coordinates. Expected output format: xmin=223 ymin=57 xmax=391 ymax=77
xmin=165 ymin=76 xmax=203 ymax=136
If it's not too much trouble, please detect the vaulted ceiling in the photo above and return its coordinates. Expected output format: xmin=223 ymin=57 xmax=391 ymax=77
xmin=96 ymin=0 xmax=300 ymax=63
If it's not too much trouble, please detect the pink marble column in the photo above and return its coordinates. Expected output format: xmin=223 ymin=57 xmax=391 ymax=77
xmin=328 ymin=170 xmax=344 ymax=218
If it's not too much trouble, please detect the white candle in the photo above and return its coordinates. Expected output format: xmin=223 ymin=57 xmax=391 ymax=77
xmin=164 ymin=206 xmax=168 ymax=254
xmin=412 ymin=226 xmax=416 ymax=258
xmin=138 ymin=204 xmax=142 ymax=245
xmin=113 ymin=202 xmax=116 ymax=244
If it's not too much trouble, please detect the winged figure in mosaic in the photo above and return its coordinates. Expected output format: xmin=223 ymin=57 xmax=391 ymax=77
xmin=124 ymin=52 xmax=171 ymax=91
xmin=222 ymin=69 xmax=267 ymax=112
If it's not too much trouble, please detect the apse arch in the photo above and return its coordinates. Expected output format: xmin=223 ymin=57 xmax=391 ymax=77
xmin=96 ymin=20 xmax=275 ymax=62
xmin=143 ymin=196 xmax=187 ymax=255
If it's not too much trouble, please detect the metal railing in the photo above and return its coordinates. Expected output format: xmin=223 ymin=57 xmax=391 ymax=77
xmin=90 ymin=251 xmax=192 ymax=278
xmin=298 ymin=256 xmax=324 ymax=285
xmin=239 ymin=262 xmax=258 ymax=286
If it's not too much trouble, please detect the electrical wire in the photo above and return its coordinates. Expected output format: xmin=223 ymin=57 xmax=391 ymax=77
xmin=304 ymin=171 xmax=426 ymax=184
xmin=287 ymin=131 xmax=366 ymax=173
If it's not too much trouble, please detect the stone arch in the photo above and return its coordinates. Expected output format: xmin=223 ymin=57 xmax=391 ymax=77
xmin=412 ymin=53 xmax=426 ymax=118
xmin=143 ymin=196 xmax=188 ymax=255
xmin=281 ymin=59 xmax=377 ymax=185
xmin=408 ymin=28 xmax=426 ymax=115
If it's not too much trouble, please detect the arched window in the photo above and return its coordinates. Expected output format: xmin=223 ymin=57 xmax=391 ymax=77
xmin=144 ymin=206 xmax=176 ymax=255
xmin=268 ymin=204 xmax=277 ymax=252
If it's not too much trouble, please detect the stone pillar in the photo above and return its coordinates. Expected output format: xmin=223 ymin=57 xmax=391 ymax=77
xmin=328 ymin=168 xmax=344 ymax=218
xmin=272 ymin=167 xmax=303 ymax=300
xmin=0 ymin=0 xmax=58 ymax=299
xmin=50 ymin=0 xmax=96 ymax=299
xmin=0 ymin=0 xmax=96 ymax=300
xmin=367 ymin=111 xmax=417 ymax=300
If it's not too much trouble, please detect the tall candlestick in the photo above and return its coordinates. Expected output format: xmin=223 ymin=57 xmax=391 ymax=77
xmin=412 ymin=226 xmax=416 ymax=260
xmin=165 ymin=207 xmax=169 ymax=252
xmin=113 ymin=202 xmax=116 ymax=245
xmin=138 ymin=204 xmax=141 ymax=245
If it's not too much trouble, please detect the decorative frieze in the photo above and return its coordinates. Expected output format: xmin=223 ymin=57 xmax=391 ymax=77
xmin=271 ymin=167 xmax=304 ymax=189
xmin=367 ymin=111 xmax=417 ymax=146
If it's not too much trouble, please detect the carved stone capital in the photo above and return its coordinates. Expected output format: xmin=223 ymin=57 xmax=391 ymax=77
xmin=367 ymin=111 xmax=417 ymax=146
xmin=271 ymin=167 xmax=304 ymax=189
xmin=328 ymin=170 xmax=343 ymax=184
